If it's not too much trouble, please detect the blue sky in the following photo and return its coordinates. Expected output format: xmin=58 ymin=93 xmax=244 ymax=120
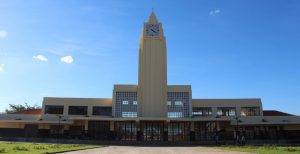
xmin=0 ymin=0 xmax=299 ymax=115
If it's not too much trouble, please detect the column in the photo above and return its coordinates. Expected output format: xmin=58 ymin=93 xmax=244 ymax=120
xmin=212 ymin=107 xmax=218 ymax=117
xmin=190 ymin=122 xmax=195 ymax=142
xmin=84 ymin=120 xmax=88 ymax=135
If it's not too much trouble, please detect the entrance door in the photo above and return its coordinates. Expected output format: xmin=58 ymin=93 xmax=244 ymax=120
xmin=140 ymin=121 xmax=164 ymax=141
xmin=24 ymin=124 xmax=38 ymax=138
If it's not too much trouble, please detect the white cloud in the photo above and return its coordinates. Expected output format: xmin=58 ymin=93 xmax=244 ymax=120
xmin=0 ymin=30 xmax=7 ymax=38
xmin=61 ymin=56 xmax=74 ymax=64
xmin=209 ymin=9 xmax=221 ymax=16
xmin=0 ymin=64 xmax=4 ymax=72
xmin=33 ymin=54 xmax=48 ymax=62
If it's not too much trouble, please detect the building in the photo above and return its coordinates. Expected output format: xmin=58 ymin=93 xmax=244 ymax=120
xmin=1 ymin=11 xmax=300 ymax=143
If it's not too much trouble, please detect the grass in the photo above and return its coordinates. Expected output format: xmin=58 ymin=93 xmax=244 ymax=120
xmin=218 ymin=145 xmax=300 ymax=154
xmin=0 ymin=142 xmax=100 ymax=154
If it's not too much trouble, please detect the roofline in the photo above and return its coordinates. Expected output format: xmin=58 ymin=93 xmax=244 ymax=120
xmin=193 ymin=98 xmax=261 ymax=100
xmin=44 ymin=97 xmax=112 ymax=99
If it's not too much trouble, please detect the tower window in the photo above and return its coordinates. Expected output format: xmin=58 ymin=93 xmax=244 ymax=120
xmin=167 ymin=101 xmax=172 ymax=106
xmin=174 ymin=101 xmax=183 ymax=106
xmin=122 ymin=112 xmax=137 ymax=118
xmin=168 ymin=112 xmax=183 ymax=118
xmin=122 ymin=100 xmax=129 ymax=105
xmin=133 ymin=101 xmax=138 ymax=105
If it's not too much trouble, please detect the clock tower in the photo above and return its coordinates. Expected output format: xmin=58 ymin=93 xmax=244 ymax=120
xmin=138 ymin=11 xmax=168 ymax=117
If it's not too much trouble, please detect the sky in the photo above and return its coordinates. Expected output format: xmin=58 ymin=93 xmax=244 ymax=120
xmin=0 ymin=0 xmax=299 ymax=115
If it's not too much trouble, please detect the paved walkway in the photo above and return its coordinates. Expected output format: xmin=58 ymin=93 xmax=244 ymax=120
xmin=62 ymin=146 xmax=253 ymax=154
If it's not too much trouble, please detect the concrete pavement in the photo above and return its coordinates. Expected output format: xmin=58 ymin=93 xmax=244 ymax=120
xmin=62 ymin=146 xmax=253 ymax=154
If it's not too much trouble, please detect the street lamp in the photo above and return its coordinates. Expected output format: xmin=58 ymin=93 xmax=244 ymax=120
xmin=235 ymin=116 xmax=240 ymax=137
xmin=57 ymin=115 xmax=63 ymax=143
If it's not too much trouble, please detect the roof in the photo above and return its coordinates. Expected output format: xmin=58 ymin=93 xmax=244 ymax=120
xmin=263 ymin=110 xmax=294 ymax=116
xmin=12 ymin=109 xmax=42 ymax=115
xmin=148 ymin=9 xmax=158 ymax=24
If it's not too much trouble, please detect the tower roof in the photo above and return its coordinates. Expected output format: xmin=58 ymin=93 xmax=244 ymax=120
xmin=148 ymin=9 xmax=158 ymax=24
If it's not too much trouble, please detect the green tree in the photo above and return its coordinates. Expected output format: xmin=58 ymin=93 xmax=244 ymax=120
xmin=5 ymin=103 xmax=41 ymax=114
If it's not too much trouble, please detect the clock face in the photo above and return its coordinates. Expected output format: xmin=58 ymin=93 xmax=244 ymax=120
xmin=146 ymin=24 xmax=160 ymax=36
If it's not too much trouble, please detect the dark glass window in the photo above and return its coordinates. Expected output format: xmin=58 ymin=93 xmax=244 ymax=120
xmin=92 ymin=107 xmax=112 ymax=116
xmin=45 ymin=105 xmax=64 ymax=114
xmin=194 ymin=122 xmax=216 ymax=141
xmin=168 ymin=122 xmax=190 ymax=141
xmin=217 ymin=107 xmax=236 ymax=116
xmin=192 ymin=107 xmax=212 ymax=117
xmin=241 ymin=107 xmax=260 ymax=116
xmin=115 ymin=121 xmax=137 ymax=141
xmin=68 ymin=106 xmax=88 ymax=115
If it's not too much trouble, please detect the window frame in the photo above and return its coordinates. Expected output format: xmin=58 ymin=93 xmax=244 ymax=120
xmin=68 ymin=106 xmax=88 ymax=115
xmin=122 ymin=100 xmax=129 ymax=105
xmin=44 ymin=105 xmax=64 ymax=115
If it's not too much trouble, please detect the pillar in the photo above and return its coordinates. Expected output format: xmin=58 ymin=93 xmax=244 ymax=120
xmin=84 ymin=120 xmax=88 ymax=135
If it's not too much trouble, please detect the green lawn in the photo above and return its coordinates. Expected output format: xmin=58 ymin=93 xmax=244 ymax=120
xmin=0 ymin=142 xmax=100 ymax=154
xmin=218 ymin=145 xmax=300 ymax=154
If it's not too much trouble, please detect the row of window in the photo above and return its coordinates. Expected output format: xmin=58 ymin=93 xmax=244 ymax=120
xmin=122 ymin=100 xmax=138 ymax=105
xmin=44 ymin=105 xmax=112 ymax=116
xmin=120 ymin=112 xmax=184 ymax=118
xmin=121 ymin=100 xmax=184 ymax=106
xmin=45 ymin=105 xmax=259 ymax=117
xmin=167 ymin=101 xmax=183 ymax=106
xmin=192 ymin=107 xmax=260 ymax=117
xmin=121 ymin=112 xmax=138 ymax=118
xmin=168 ymin=112 xmax=183 ymax=118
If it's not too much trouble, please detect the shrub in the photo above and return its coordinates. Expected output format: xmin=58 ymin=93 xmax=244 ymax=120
xmin=13 ymin=146 xmax=30 ymax=151
xmin=263 ymin=144 xmax=277 ymax=150
xmin=0 ymin=148 xmax=6 ymax=153
xmin=49 ymin=144 xmax=61 ymax=148
xmin=285 ymin=147 xmax=297 ymax=152
xmin=33 ymin=145 xmax=48 ymax=150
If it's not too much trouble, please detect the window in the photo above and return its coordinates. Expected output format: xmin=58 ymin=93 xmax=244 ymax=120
xmin=115 ymin=92 xmax=138 ymax=118
xmin=167 ymin=101 xmax=172 ymax=106
xmin=115 ymin=121 xmax=137 ymax=141
xmin=167 ymin=92 xmax=190 ymax=118
xmin=217 ymin=107 xmax=236 ymax=116
xmin=174 ymin=101 xmax=183 ymax=106
xmin=92 ymin=107 xmax=112 ymax=116
xmin=168 ymin=122 xmax=190 ymax=141
xmin=122 ymin=100 xmax=129 ymax=105
xmin=50 ymin=125 xmax=64 ymax=135
xmin=241 ymin=107 xmax=260 ymax=116
xmin=192 ymin=107 xmax=212 ymax=117
xmin=68 ymin=106 xmax=88 ymax=115
xmin=122 ymin=112 xmax=137 ymax=118
xmin=45 ymin=105 xmax=64 ymax=114
xmin=168 ymin=112 xmax=183 ymax=118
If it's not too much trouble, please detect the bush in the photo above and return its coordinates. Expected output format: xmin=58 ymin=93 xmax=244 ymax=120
xmin=263 ymin=144 xmax=277 ymax=150
xmin=285 ymin=147 xmax=297 ymax=152
xmin=49 ymin=144 xmax=61 ymax=148
xmin=33 ymin=145 xmax=48 ymax=150
xmin=13 ymin=146 xmax=30 ymax=151
xmin=0 ymin=148 xmax=6 ymax=153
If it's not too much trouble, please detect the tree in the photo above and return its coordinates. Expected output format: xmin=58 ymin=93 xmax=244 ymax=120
xmin=5 ymin=103 xmax=41 ymax=114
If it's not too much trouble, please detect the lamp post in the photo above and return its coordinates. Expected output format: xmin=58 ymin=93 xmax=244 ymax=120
xmin=235 ymin=116 xmax=240 ymax=138
xmin=57 ymin=115 xmax=63 ymax=143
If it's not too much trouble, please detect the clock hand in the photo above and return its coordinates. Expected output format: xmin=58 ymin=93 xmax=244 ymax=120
xmin=151 ymin=29 xmax=158 ymax=33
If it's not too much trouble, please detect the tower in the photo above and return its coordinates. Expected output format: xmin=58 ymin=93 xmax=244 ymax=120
xmin=138 ymin=11 xmax=168 ymax=117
